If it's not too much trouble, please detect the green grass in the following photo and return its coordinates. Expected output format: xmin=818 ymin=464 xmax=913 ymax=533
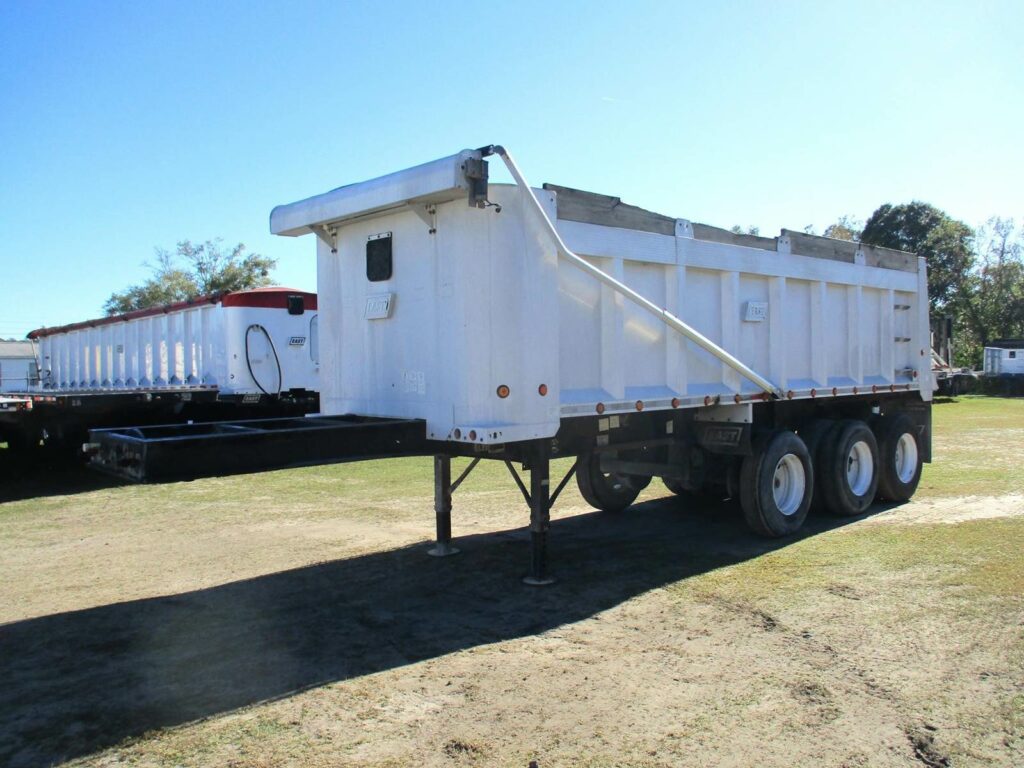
xmin=678 ymin=514 xmax=1024 ymax=604
xmin=4 ymin=396 xmax=1023 ymax=768
xmin=919 ymin=395 xmax=1024 ymax=498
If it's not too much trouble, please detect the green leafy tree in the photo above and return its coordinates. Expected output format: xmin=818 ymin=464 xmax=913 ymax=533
xmin=954 ymin=217 xmax=1024 ymax=366
xmin=860 ymin=202 xmax=974 ymax=312
xmin=104 ymin=239 xmax=276 ymax=315
xmin=729 ymin=225 xmax=761 ymax=236
xmin=823 ymin=215 xmax=863 ymax=242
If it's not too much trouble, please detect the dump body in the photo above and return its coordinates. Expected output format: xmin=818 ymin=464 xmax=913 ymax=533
xmin=28 ymin=288 xmax=319 ymax=396
xmin=984 ymin=345 xmax=1024 ymax=376
xmin=272 ymin=151 xmax=930 ymax=446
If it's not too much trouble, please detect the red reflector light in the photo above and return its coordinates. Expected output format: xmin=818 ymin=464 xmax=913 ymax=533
xmin=496 ymin=385 xmax=510 ymax=398
xmin=538 ymin=384 xmax=548 ymax=396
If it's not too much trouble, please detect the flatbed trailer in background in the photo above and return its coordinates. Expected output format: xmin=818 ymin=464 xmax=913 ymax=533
xmin=930 ymin=316 xmax=977 ymax=395
xmin=90 ymin=146 xmax=933 ymax=584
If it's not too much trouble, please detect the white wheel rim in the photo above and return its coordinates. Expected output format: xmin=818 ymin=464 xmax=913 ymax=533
xmin=846 ymin=440 xmax=874 ymax=497
xmin=894 ymin=433 xmax=918 ymax=484
xmin=772 ymin=454 xmax=806 ymax=516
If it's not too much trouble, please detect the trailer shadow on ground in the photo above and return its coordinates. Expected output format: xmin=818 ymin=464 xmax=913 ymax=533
xmin=0 ymin=498 xmax=877 ymax=767
xmin=0 ymin=459 xmax=120 ymax=503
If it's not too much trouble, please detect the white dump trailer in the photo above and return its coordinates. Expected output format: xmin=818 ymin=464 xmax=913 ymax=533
xmin=30 ymin=287 xmax=319 ymax=396
xmin=90 ymin=147 xmax=932 ymax=584
xmin=2 ymin=289 xmax=320 ymax=463
xmin=983 ymin=344 xmax=1024 ymax=376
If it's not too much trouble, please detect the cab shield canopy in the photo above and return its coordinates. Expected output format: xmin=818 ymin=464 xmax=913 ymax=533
xmin=269 ymin=149 xmax=488 ymax=238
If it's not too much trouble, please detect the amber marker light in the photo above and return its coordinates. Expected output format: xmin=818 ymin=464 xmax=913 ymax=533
xmin=538 ymin=384 xmax=548 ymax=396
xmin=635 ymin=400 xmax=644 ymax=411
xmin=496 ymin=384 xmax=510 ymax=398
xmin=595 ymin=402 xmax=606 ymax=414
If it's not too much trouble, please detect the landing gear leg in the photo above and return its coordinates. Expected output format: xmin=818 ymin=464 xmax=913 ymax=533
xmin=427 ymin=454 xmax=460 ymax=557
xmin=523 ymin=450 xmax=555 ymax=586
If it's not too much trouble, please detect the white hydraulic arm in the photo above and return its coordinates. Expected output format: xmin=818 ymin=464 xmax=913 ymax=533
xmin=481 ymin=145 xmax=783 ymax=399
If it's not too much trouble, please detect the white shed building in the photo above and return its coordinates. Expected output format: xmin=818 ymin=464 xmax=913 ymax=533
xmin=0 ymin=340 xmax=39 ymax=392
xmin=984 ymin=343 xmax=1024 ymax=376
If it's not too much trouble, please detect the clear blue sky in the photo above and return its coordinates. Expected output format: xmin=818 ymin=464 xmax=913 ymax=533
xmin=1 ymin=0 xmax=1021 ymax=338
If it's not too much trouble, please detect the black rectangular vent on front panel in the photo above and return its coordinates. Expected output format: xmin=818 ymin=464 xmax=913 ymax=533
xmin=366 ymin=233 xmax=393 ymax=282
xmin=286 ymin=294 xmax=305 ymax=315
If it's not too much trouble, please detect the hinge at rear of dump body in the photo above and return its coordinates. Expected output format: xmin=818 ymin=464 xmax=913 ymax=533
xmin=462 ymin=157 xmax=489 ymax=208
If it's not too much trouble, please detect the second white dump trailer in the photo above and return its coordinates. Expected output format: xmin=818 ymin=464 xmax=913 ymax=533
xmin=2 ymin=288 xmax=319 ymax=461
xmin=89 ymin=147 xmax=932 ymax=583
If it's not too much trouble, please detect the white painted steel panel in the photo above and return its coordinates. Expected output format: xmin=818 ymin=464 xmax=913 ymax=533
xmin=316 ymin=185 xmax=561 ymax=444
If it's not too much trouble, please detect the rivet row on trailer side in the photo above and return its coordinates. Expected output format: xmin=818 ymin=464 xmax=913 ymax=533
xmin=88 ymin=146 xmax=933 ymax=585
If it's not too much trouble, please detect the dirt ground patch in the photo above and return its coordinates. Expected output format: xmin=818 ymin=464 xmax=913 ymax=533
xmin=1 ymin=397 xmax=1023 ymax=767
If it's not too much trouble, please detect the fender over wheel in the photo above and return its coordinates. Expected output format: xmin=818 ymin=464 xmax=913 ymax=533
xmin=576 ymin=451 xmax=651 ymax=513
xmin=740 ymin=430 xmax=813 ymax=538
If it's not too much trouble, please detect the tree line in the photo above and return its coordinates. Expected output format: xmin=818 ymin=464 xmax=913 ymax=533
xmin=104 ymin=240 xmax=276 ymax=316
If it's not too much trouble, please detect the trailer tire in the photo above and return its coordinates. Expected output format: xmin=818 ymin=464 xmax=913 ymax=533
xmin=576 ymin=452 xmax=650 ymax=513
xmin=798 ymin=419 xmax=838 ymax=513
xmin=819 ymin=420 xmax=879 ymax=516
xmin=739 ymin=430 xmax=812 ymax=538
xmin=662 ymin=477 xmax=689 ymax=496
xmin=874 ymin=414 xmax=923 ymax=502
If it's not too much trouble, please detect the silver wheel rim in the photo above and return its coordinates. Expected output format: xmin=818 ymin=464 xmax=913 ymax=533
xmin=772 ymin=454 xmax=806 ymax=516
xmin=846 ymin=440 xmax=874 ymax=497
xmin=894 ymin=433 xmax=918 ymax=484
